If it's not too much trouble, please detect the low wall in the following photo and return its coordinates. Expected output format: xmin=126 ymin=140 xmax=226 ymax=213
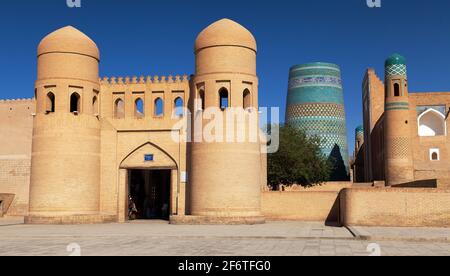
xmin=340 ymin=188 xmax=450 ymax=227
xmin=261 ymin=191 xmax=339 ymax=223
xmin=281 ymin=182 xmax=354 ymax=192
xmin=0 ymin=100 xmax=33 ymax=216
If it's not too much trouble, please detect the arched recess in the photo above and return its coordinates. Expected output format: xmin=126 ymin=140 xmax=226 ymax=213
xmin=119 ymin=142 xmax=178 ymax=170
xmin=115 ymin=98 xmax=125 ymax=119
xmin=243 ymin=89 xmax=251 ymax=109
xmin=154 ymin=98 xmax=164 ymax=117
xmin=394 ymin=83 xmax=400 ymax=97
xmin=70 ymin=92 xmax=81 ymax=113
xmin=432 ymin=152 xmax=439 ymax=161
xmin=93 ymin=96 xmax=99 ymax=115
xmin=46 ymin=92 xmax=55 ymax=113
xmin=198 ymin=90 xmax=205 ymax=111
xmin=174 ymin=97 xmax=184 ymax=117
xmin=418 ymin=108 xmax=446 ymax=137
xmin=135 ymin=98 xmax=144 ymax=118
xmin=219 ymin=88 xmax=229 ymax=111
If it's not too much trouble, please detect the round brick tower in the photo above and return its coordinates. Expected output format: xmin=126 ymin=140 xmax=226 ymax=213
xmin=189 ymin=19 xmax=264 ymax=224
xmin=286 ymin=62 xmax=350 ymax=180
xmin=26 ymin=26 xmax=105 ymax=224
xmin=384 ymin=53 xmax=414 ymax=186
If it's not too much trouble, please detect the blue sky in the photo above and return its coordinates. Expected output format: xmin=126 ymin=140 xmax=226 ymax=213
xmin=1 ymin=0 xmax=450 ymax=156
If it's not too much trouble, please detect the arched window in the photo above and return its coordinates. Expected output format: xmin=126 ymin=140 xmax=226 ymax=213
xmin=219 ymin=88 xmax=229 ymax=111
xmin=174 ymin=97 xmax=184 ymax=117
xmin=154 ymin=98 xmax=164 ymax=117
xmin=418 ymin=109 xmax=446 ymax=137
xmin=243 ymin=89 xmax=251 ymax=110
xmin=394 ymin=83 xmax=400 ymax=97
xmin=70 ymin=93 xmax=81 ymax=114
xmin=198 ymin=90 xmax=205 ymax=111
xmin=432 ymin=152 xmax=439 ymax=161
xmin=46 ymin=92 xmax=55 ymax=113
xmin=114 ymin=98 xmax=124 ymax=119
xmin=93 ymin=96 xmax=99 ymax=115
xmin=430 ymin=149 xmax=440 ymax=161
xmin=135 ymin=98 xmax=144 ymax=118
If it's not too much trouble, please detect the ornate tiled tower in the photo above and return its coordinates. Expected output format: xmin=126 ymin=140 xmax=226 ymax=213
xmin=26 ymin=26 xmax=109 ymax=224
xmin=352 ymin=125 xmax=365 ymax=182
xmin=189 ymin=19 xmax=264 ymax=224
xmin=355 ymin=125 xmax=364 ymax=154
xmin=286 ymin=62 xmax=349 ymax=180
xmin=384 ymin=54 xmax=414 ymax=186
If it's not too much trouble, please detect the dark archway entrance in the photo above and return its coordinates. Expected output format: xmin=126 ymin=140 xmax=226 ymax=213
xmin=128 ymin=169 xmax=171 ymax=220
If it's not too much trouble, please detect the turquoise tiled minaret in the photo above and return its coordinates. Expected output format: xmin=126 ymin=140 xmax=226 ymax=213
xmin=286 ymin=62 xmax=349 ymax=179
xmin=355 ymin=125 xmax=364 ymax=139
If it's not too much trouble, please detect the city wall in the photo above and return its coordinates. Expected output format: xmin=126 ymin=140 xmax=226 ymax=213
xmin=0 ymin=99 xmax=35 ymax=216
xmin=262 ymin=183 xmax=450 ymax=227
xmin=340 ymin=188 xmax=450 ymax=227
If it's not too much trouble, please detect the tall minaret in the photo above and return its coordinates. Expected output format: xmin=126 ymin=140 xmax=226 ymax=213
xmin=26 ymin=26 xmax=103 ymax=224
xmin=355 ymin=125 xmax=364 ymax=155
xmin=384 ymin=54 xmax=414 ymax=186
xmin=189 ymin=19 xmax=264 ymax=224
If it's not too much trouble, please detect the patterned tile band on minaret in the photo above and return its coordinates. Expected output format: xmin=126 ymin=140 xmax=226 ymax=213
xmin=286 ymin=62 xmax=349 ymax=176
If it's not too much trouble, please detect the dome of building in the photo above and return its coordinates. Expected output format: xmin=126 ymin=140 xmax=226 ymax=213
xmin=355 ymin=125 xmax=364 ymax=136
xmin=38 ymin=26 xmax=100 ymax=60
xmin=385 ymin=53 xmax=406 ymax=67
xmin=195 ymin=19 xmax=257 ymax=52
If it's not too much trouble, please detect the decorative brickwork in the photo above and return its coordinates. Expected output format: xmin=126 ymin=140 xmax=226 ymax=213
xmin=286 ymin=63 xmax=349 ymax=176
xmin=388 ymin=137 xmax=410 ymax=159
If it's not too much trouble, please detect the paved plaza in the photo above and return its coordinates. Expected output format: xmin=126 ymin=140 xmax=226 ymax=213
xmin=0 ymin=218 xmax=449 ymax=256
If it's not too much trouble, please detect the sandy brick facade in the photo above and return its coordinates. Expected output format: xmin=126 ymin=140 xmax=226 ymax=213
xmin=262 ymin=191 xmax=340 ymax=222
xmin=340 ymin=188 xmax=450 ymax=227
xmin=0 ymin=20 xmax=267 ymax=224
xmin=356 ymin=55 xmax=450 ymax=188
xmin=0 ymin=99 xmax=34 ymax=216
xmin=1 ymin=24 xmax=449 ymax=228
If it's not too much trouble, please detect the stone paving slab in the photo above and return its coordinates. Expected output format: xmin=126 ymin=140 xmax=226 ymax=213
xmin=349 ymin=226 xmax=450 ymax=243
xmin=0 ymin=236 xmax=449 ymax=256
xmin=0 ymin=218 xmax=353 ymax=240
xmin=0 ymin=218 xmax=449 ymax=256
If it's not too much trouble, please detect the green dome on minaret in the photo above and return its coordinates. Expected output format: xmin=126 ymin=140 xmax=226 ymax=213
xmin=385 ymin=53 xmax=407 ymax=77
xmin=355 ymin=125 xmax=364 ymax=133
xmin=355 ymin=125 xmax=364 ymax=138
xmin=385 ymin=53 xmax=406 ymax=67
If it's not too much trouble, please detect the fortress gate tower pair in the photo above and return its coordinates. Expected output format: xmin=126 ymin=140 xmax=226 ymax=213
xmin=26 ymin=19 xmax=266 ymax=224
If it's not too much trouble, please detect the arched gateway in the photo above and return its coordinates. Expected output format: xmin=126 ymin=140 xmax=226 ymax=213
xmin=118 ymin=142 xmax=179 ymax=222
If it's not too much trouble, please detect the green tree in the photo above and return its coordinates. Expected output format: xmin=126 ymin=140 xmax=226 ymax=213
xmin=267 ymin=124 xmax=330 ymax=189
